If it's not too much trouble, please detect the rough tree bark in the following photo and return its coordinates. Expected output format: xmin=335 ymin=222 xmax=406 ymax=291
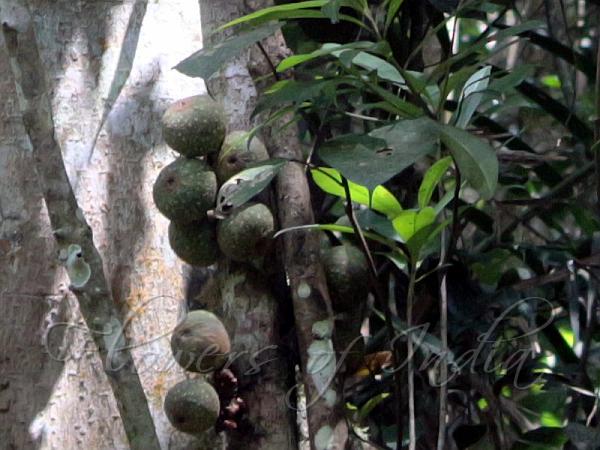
xmin=2 ymin=6 xmax=162 ymax=448
xmin=196 ymin=1 xmax=299 ymax=449
xmin=199 ymin=1 xmax=349 ymax=449
xmin=0 ymin=0 xmax=207 ymax=448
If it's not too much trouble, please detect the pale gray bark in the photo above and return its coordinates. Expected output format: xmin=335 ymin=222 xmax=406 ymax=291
xmin=0 ymin=0 xmax=207 ymax=448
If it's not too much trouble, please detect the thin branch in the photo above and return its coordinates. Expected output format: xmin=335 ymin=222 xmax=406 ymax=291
xmin=340 ymin=177 xmax=404 ymax=448
xmin=406 ymin=263 xmax=418 ymax=450
xmin=1 ymin=11 xmax=160 ymax=450
xmin=511 ymin=253 xmax=600 ymax=291
xmin=249 ymin=21 xmax=349 ymax=449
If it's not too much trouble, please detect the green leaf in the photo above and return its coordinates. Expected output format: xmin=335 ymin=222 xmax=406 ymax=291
xmin=471 ymin=249 xmax=525 ymax=286
xmin=218 ymin=1 xmax=368 ymax=31
xmin=368 ymin=84 xmax=422 ymax=117
xmin=433 ymin=21 xmax=543 ymax=79
xmin=353 ymin=209 xmax=402 ymax=242
xmin=357 ymin=392 xmax=390 ymax=421
xmin=486 ymin=64 xmax=535 ymax=93
xmin=321 ymin=0 xmax=343 ymax=22
xmin=418 ymin=156 xmax=453 ymax=209
xmin=392 ymin=207 xmax=436 ymax=242
xmin=319 ymin=117 xmax=439 ymax=190
xmin=311 ymin=167 xmax=402 ymax=218
xmin=219 ymin=1 xmax=329 ymax=28
xmin=454 ymin=65 xmax=491 ymax=128
xmin=385 ymin=0 xmax=405 ymax=32
xmin=348 ymin=51 xmax=405 ymax=85
xmin=541 ymin=74 xmax=561 ymax=89
xmin=254 ymin=78 xmax=343 ymax=115
xmin=273 ymin=223 xmax=393 ymax=247
xmin=276 ymin=42 xmax=374 ymax=72
xmin=175 ymin=23 xmax=281 ymax=79
xmin=216 ymin=159 xmax=287 ymax=215
xmin=439 ymin=125 xmax=498 ymax=200
xmin=406 ymin=221 xmax=446 ymax=261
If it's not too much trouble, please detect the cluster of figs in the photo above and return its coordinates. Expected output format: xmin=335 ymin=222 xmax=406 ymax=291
xmin=155 ymin=94 xmax=270 ymax=435
xmin=155 ymin=94 xmax=372 ymax=435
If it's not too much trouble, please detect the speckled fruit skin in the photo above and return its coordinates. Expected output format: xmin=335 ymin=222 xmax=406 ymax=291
xmin=153 ymin=157 xmax=217 ymax=222
xmin=216 ymin=131 xmax=269 ymax=183
xmin=322 ymin=244 xmax=369 ymax=310
xmin=161 ymin=95 xmax=227 ymax=157
xmin=168 ymin=220 xmax=218 ymax=267
xmin=164 ymin=379 xmax=220 ymax=434
xmin=217 ymin=203 xmax=274 ymax=262
xmin=171 ymin=310 xmax=231 ymax=373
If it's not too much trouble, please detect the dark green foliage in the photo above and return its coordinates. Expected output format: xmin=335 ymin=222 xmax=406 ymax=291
xmin=168 ymin=220 xmax=218 ymax=267
xmin=161 ymin=95 xmax=226 ymax=157
xmin=176 ymin=0 xmax=600 ymax=447
xmin=163 ymin=379 xmax=220 ymax=433
xmin=170 ymin=310 xmax=231 ymax=373
xmin=152 ymin=157 xmax=217 ymax=222
xmin=216 ymin=202 xmax=274 ymax=262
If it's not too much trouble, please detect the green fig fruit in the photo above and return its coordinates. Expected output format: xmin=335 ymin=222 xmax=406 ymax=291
xmin=217 ymin=203 xmax=274 ymax=262
xmin=168 ymin=220 xmax=218 ymax=267
xmin=323 ymin=243 xmax=369 ymax=371
xmin=171 ymin=310 xmax=231 ymax=373
xmin=164 ymin=379 xmax=220 ymax=434
xmin=322 ymin=243 xmax=369 ymax=311
xmin=161 ymin=95 xmax=227 ymax=157
xmin=153 ymin=157 xmax=217 ymax=222
xmin=216 ymin=131 xmax=269 ymax=183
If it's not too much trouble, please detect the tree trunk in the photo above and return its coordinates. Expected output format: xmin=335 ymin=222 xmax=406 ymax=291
xmin=196 ymin=2 xmax=299 ymax=449
xmin=0 ymin=0 xmax=208 ymax=448
xmin=198 ymin=1 xmax=349 ymax=449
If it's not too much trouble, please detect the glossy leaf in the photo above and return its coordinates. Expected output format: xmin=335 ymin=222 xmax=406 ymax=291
xmin=439 ymin=125 xmax=498 ymax=200
xmin=418 ymin=156 xmax=453 ymax=209
xmin=216 ymin=159 xmax=286 ymax=215
xmin=319 ymin=117 xmax=439 ymax=190
xmin=349 ymin=52 xmax=405 ymax=85
xmin=392 ymin=207 xmax=436 ymax=242
xmin=218 ymin=1 xmax=367 ymax=31
xmin=175 ymin=23 xmax=280 ymax=80
xmin=454 ymin=65 xmax=491 ymax=128
xmin=311 ymin=167 xmax=402 ymax=218
xmin=277 ymin=41 xmax=374 ymax=72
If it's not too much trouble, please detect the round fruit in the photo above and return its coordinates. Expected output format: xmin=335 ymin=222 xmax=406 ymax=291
xmin=216 ymin=131 xmax=269 ymax=183
xmin=322 ymin=243 xmax=369 ymax=310
xmin=153 ymin=157 xmax=217 ymax=223
xmin=168 ymin=220 xmax=218 ymax=267
xmin=171 ymin=310 xmax=231 ymax=373
xmin=161 ymin=95 xmax=227 ymax=157
xmin=164 ymin=379 xmax=220 ymax=434
xmin=217 ymin=203 xmax=274 ymax=262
